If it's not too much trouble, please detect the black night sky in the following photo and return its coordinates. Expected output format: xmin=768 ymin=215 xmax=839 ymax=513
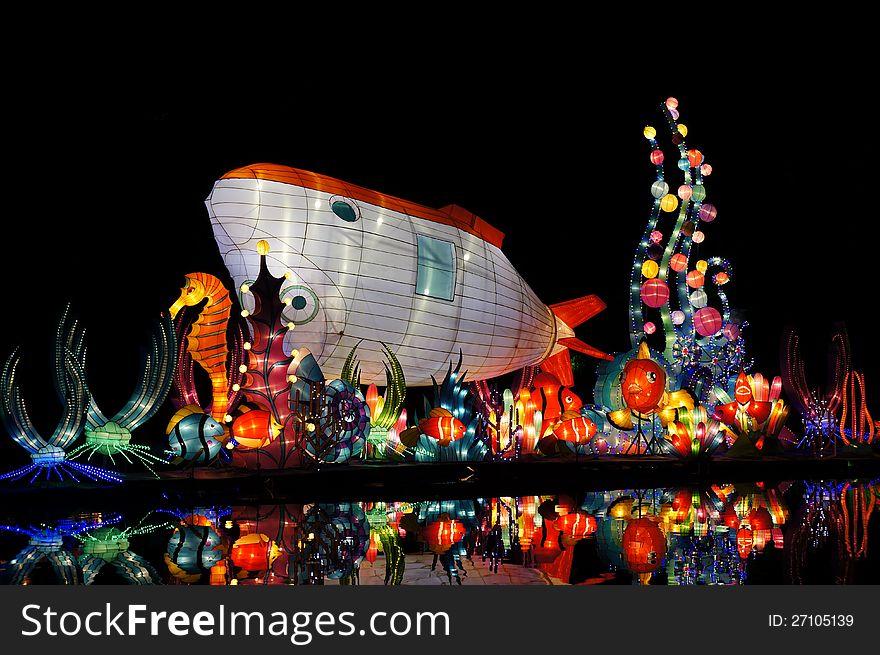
xmin=0 ymin=74 xmax=874 ymax=447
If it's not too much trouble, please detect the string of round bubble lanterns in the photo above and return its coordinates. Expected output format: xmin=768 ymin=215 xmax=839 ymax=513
xmin=631 ymin=98 xmax=751 ymax=400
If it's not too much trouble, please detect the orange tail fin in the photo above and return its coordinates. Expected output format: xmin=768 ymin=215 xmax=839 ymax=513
xmin=550 ymin=295 xmax=606 ymax=329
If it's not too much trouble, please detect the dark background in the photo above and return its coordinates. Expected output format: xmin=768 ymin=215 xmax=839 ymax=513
xmin=0 ymin=75 xmax=873 ymax=451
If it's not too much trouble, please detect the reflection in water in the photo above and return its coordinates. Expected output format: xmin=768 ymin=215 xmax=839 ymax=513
xmin=1 ymin=479 xmax=878 ymax=585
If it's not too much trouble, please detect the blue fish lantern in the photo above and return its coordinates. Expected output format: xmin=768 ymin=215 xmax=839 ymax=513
xmin=165 ymin=524 xmax=224 ymax=582
xmin=165 ymin=405 xmax=226 ymax=463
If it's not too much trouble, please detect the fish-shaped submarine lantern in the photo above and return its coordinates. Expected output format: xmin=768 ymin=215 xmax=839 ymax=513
xmin=206 ymin=164 xmax=611 ymax=387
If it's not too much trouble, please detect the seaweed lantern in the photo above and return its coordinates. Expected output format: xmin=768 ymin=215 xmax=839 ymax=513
xmin=634 ymin=98 xmax=748 ymax=399
xmin=781 ymin=325 xmax=849 ymax=454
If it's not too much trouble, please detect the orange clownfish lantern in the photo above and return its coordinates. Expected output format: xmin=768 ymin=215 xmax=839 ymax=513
xmin=418 ymin=408 xmax=467 ymax=446
xmin=398 ymin=408 xmax=467 ymax=448
xmin=531 ymin=372 xmax=583 ymax=436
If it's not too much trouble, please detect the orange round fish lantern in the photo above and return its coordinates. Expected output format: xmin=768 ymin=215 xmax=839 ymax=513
xmin=554 ymin=511 xmax=597 ymax=540
xmin=232 ymin=406 xmax=282 ymax=449
xmin=736 ymin=527 xmax=754 ymax=559
xmin=620 ymin=348 xmax=667 ymax=415
xmin=231 ymin=533 xmax=280 ymax=571
xmin=622 ymin=517 xmax=666 ymax=574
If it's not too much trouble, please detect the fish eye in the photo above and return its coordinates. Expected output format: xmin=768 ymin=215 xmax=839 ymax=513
xmin=646 ymin=371 xmax=657 ymax=383
xmin=330 ymin=196 xmax=360 ymax=222
xmin=565 ymin=396 xmax=573 ymax=404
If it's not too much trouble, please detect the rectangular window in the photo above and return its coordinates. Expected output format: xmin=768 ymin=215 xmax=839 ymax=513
xmin=416 ymin=234 xmax=455 ymax=301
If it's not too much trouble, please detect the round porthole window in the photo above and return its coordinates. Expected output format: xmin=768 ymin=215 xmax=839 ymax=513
xmin=330 ymin=195 xmax=360 ymax=222
xmin=281 ymin=285 xmax=320 ymax=325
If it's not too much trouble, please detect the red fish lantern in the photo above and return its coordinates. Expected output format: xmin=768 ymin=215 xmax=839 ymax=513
xmin=424 ymin=514 xmax=466 ymax=554
xmin=419 ymin=408 xmax=466 ymax=446
xmin=232 ymin=406 xmax=282 ymax=449
xmin=622 ymin=517 xmax=666 ymax=574
xmin=230 ymin=533 xmax=280 ymax=571
xmin=621 ymin=343 xmax=667 ymax=415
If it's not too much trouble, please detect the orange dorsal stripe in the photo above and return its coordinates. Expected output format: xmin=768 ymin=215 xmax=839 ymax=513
xmin=220 ymin=164 xmax=505 ymax=249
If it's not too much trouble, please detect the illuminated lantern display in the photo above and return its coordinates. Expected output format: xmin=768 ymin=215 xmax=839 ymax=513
xmin=689 ymin=289 xmax=708 ymax=308
xmin=554 ymin=511 xmax=598 ymax=540
xmin=0 ymin=313 xmax=122 ymax=484
xmin=736 ymin=527 xmax=753 ymax=559
xmin=722 ymin=504 xmax=740 ymax=529
xmin=424 ymin=514 xmax=466 ymax=554
xmin=641 ymin=259 xmax=659 ymax=278
xmin=686 ymin=270 xmax=705 ymax=288
xmin=619 ymin=344 xmax=667 ymax=414
xmin=649 ymin=230 xmax=663 ymax=244
xmin=530 ymin=372 xmax=583 ymax=438
xmin=669 ymin=253 xmax=688 ymax=272
xmin=166 ymin=405 xmax=226 ymax=464
xmin=50 ymin=307 xmax=179 ymax=478
xmin=165 ymin=523 xmax=225 ymax=583
xmin=677 ymin=124 xmax=688 ymax=137
xmin=607 ymin=342 xmax=695 ymax=434
xmin=651 ymin=181 xmax=669 ymax=198
xmin=622 ymin=517 xmax=667 ymax=576
xmin=698 ymin=203 xmax=717 ymax=222
xmin=169 ymin=272 xmax=233 ymax=425
xmin=231 ymin=533 xmax=281 ymax=571
xmin=660 ymin=194 xmax=679 ymax=212
xmin=693 ymin=307 xmax=723 ymax=336
xmin=552 ymin=413 xmax=598 ymax=444
xmin=231 ymin=406 xmax=282 ymax=449
xmin=640 ymin=279 xmax=669 ymax=308
xmin=695 ymin=260 xmax=708 ymax=274
xmin=206 ymin=164 xmax=610 ymax=388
